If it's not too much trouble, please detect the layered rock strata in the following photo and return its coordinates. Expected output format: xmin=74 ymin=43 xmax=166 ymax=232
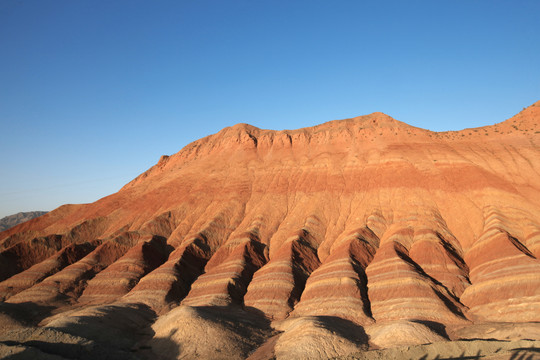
xmin=1 ymin=102 xmax=539 ymax=358
xmin=291 ymin=227 xmax=378 ymax=324
xmin=6 ymin=232 xmax=141 ymax=304
xmin=0 ymin=241 xmax=98 ymax=301
xmin=460 ymin=207 xmax=540 ymax=322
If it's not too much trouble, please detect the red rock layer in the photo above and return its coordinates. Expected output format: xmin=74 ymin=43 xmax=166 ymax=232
xmin=77 ymin=236 xmax=169 ymax=305
xmin=182 ymin=234 xmax=267 ymax=307
xmin=0 ymin=217 xmax=109 ymax=283
xmin=461 ymin=207 xmax=540 ymax=322
xmin=244 ymin=228 xmax=321 ymax=320
xmin=121 ymin=237 xmax=210 ymax=312
xmin=0 ymin=241 xmax=98 ymax=301
xmin=6 ymin=232 xmax=141 ymax=304
xmin=0 ymin=235 xmax=63 ymax=281
xmin=57 ymin=217 xmax=109 ymax=247
xmin=121 ymin=208 xmax=243 ymax=312
xmin=138 ymin=211 xmax=182 ymax=239
xmin=291 ymin=227 xmax=378 ymax=324
xmin=366 ymin=221 xmax=469 ymax=325
xmin=524 ymin=223 xmax=540 ymax=258
xmin=408 ymin=227 xmax=470 ymax=298
xmin=0 ymin=230 xmax=40 ymax=252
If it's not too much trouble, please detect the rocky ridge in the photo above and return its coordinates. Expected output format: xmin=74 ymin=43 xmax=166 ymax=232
xmin=0 ymin=102 xmax=539 ymax=359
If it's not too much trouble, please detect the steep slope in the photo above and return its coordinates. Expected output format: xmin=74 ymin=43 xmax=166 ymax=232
xmin=0 ymin=101 xmax=539 ymax=359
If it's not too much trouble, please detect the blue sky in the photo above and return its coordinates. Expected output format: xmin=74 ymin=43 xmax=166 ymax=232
xmin=1 ymin=0 xmax=539 ymax=218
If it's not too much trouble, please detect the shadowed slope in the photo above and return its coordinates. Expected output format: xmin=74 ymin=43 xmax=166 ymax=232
xmin=77 ymin=235 xmax=170 ymax=305
xmin=6 ymin=232 xmax=141 ymax=304
xmin=244 ymin=224 xmax=322 ymax=320
xmin=0 ymin=241 xmax=98 ymax=301
xmin=291 ymin=227 xmax=379 ymax=325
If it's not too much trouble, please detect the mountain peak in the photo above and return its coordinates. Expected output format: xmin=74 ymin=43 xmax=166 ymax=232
xmin=357 ymin=111 xmax=407 ymax=127
xmin=498 ymin=100 xmax=540 ymax=130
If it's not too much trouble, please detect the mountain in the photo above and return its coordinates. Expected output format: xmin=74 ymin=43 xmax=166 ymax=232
xmin=0 ymin=211 xmax=48 ymax=232
xmin=0 ymin=102 xmax=539 ymax=359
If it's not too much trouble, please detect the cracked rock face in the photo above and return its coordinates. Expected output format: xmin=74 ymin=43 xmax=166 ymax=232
xmin=1 ymin=103 xmax=540 ymax=359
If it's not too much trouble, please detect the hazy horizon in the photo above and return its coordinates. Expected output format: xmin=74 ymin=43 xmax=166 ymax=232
xmin=1 ymin=1 xmax=539 ymax=219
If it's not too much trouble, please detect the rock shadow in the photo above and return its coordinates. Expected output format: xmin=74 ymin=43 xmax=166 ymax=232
xmin=311 ymin=315 xmax=370 ymax=344
xmin=510 ymin=347 xmax=540 ymax=360
xmin=194 ymin=304 xmax=273 ymax=335
xmin=411 ymin=319 xmax=450 ymax=339
xmin=0 ymin=301 xmax=56 ymax=327
xmin=45 ymin=302 xmax=157 ymax=351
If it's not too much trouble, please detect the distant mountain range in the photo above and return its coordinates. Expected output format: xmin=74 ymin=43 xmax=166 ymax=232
xmin=0 ymin=211 xmax=48 ymax=232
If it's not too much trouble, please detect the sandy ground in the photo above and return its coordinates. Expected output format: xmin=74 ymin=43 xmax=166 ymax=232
xmin=1 ymin=302 xmax=540 ymax=359
xmin=341 ymin=340 xmax=540 ymax=360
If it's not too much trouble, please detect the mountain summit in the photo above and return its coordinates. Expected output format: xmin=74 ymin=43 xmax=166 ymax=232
xmin=1 ymin=103 xmax=539 ymax=359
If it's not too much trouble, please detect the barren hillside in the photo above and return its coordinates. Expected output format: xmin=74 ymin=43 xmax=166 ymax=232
xmin=1 ymin=102 xmax=539 ymax=359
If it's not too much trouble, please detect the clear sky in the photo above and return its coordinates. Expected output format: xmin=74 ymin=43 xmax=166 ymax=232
xmin=1 ymin=0 xmax=539 ymax=218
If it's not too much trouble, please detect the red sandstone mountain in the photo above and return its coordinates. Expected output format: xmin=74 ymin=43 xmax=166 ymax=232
xmin=0 ymin=102 xmax=539 ymax=359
